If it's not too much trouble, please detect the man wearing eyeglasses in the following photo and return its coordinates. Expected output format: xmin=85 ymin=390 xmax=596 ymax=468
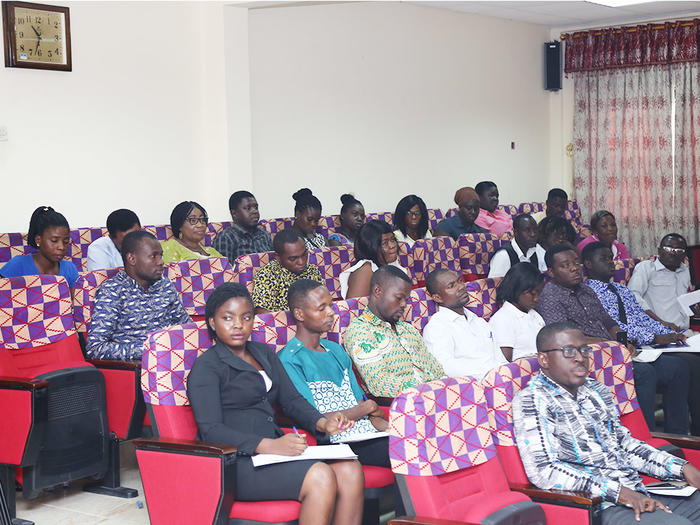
xmin=629 ymin=233 xmax=694 ymax=333
xmin=514 ymin=322 xmax=700 ymax=525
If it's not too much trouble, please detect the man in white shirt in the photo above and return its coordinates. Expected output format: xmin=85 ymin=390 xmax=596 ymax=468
xmin=628 ymin=233 xmax=692 ymax=332
xmin=423 ymin=268 xmax=506 ymax=379
xmin=86 ymin=209 xmax=141 ymax=271
xmin=488 ymin=214 xmax=546 ymax=278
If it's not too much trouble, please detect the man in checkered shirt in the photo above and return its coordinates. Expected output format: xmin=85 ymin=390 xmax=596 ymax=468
xmin=513 ymin=322 xmax=700 ymax=524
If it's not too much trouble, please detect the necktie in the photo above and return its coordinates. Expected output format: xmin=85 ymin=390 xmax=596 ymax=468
xmin=607 ymin=283 xmax=627 ymax=325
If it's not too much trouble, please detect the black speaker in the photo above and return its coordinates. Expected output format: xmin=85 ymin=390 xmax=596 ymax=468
xmin=545 ymin=40 xmax=561 ymax=91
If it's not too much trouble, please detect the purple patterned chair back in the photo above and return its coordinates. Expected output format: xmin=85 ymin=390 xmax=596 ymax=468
xmin=404 ymin=288 xmax=437 ymax=334
xmin=259 ymin=218 xmax=295 ymax=237
xmin=68 ymin=227 xmax=110 ymax=272
xmin=250 ymin=311 xmax=297 ymax=353
xmin=72 ymin=267 xmax=123 ymax=333
xmin=162 ymin=257 xmax=235 ymax=318
xmin=389 ymin=376 xmax=496 ymax=476
xmin=518 ymin=201 xmax=545 ymax=215
xmin=231 ymin=251 xmax=276 ymax=293
xmin=426 ymin=209 xmax=444 ymax=232
xmin=307 ymin=246 xmax=356 ymax=299
xmin=464 ymin=278 xmax=501 ymax=320
xmin=396 ymin=243 xmax=417 ymax=283
xmin=330 ymin=296 xmax=370 ymax=346
xmin=458 ymin=233 xmax=511 ymax=279
xmin=0 ymin=232 xmax=32 ymax=265
xmin=410 ymin=237 xmax=460 ymax=285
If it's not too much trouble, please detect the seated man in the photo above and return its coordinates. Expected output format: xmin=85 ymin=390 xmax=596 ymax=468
xmin=279 ymin=279 xmax=389 ymax=467
xmin=530 ymin=188 xmax=568 ymax=223
xmin=433 ymin=187 xmax=486 ymax=240
xmin=488 ymin=213 xmax=546 ymax=278
xmin=514 ymin=322 xmax=700 ymax=525
xmin=344 ymin=265 xmax=444 ymax=397
xmin=423 ymin=268 xmax=506 ymax=378
xmin=213 ymin=190 xmax=273 ymax=262
xmin=86 ymin=230 xmax=191 ymax=361
xmin=252 ymin=229 xmax=323 ymax=314
xmin=534 ymin=244 xmax=689 ymax=434
xmin=628 ymin=233 xmax=693 ymax=332
xmin=86 ymin=208 xmax=141 ymax=271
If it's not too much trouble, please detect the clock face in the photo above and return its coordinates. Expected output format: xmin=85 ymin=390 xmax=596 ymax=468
xmin=13 ymin=6 xmax=66 ymax=64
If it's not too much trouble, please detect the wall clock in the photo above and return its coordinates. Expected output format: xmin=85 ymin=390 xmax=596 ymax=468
xmin=2 ymin=1 xmax=71 ymax=71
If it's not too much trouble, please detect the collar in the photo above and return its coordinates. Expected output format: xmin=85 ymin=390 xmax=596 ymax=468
xmin=503 ymin=301 xmax=527 ymax=318
xmin=654 ymin=257 xmax=686 ymax=273
xmin=121 ymin=271 xmax=166 ymax=293
xmin=511 ymin=239 xmax=539 ymax=258
xmin=212 ymin=340 xmax=271 ymax=373
xmin=434 ymin=305 xmax=475 ymax=322
xmin=272 ymin=259 xmax=307 ymax=279
xmin=285 ymin=336 xmax=304 ymax=353
xmin=537 ymin=372 xmax=592 ymax=401
xmin=549 ymin=279 xmax=583 ymax=295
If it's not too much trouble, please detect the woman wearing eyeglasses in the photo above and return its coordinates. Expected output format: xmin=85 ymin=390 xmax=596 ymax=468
xmin=339 ymin=220 xmax=409 ymax=298
xmin=392 ymin=195 xmax=433 ymax=247
xmin=162 ymin=201 xmax=222 ymax=263
xmin=577 ymin=210 xmax=630 ymax=260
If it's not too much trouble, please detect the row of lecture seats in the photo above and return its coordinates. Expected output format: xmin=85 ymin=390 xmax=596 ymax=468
xmin=0 ymin=253 xmax=669 ymax=523
xmin=0 ymin=200 xmax=592 ymax=272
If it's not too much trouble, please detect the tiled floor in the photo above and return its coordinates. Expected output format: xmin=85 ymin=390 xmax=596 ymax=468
xmin=14 ymin=442 xmax=150 ymax=525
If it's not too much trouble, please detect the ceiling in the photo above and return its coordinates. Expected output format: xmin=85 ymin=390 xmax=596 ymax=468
xmin=409 ymin=1 xmax=700 ymax=30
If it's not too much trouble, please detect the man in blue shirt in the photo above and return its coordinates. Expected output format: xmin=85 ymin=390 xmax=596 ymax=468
xmin=86 ymin=231 xmax=191 ymax=361
xmin=582 ymin=241 xmax=700 ymax=435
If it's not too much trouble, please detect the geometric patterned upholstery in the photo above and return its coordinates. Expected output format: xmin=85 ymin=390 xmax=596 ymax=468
xmin=141 ymin=321 xmax=212 ymax=406
xmin=0 ymin=231 xmax=32 ymax=265
xmin=0 ymin=275 xmax=76 ymax=349
xmin=231 ymin=251 xmax=275 ymax=293
xmin=612 ymin=257 xmax=642 ymax=285
xmin=206 ymin=221 xmax=233 ymax=240
xmin=481 ymin=341 xmax=640 ymax=447
xmin=366 ymin=211 xmax=394 ymax=224
xmin=67 ymin=226 xmax=109 ymax=272
xmin=329 ymin=296 xmax=369 ymax=347
xmin=397 ymin=243 xmax=416 ymax=282
xmin=426 ymin=208 xmax=445 ymax=232
xmin=518 ymin=201 xmax=545 ymax=215
xmin=163 ymin=257 xmax=235 ymax=318
xmin=464 ymin=277 xmax=502 ymax=320
xmin=307 ymin=246 xmax=356 ymax=299
xmin=404 ymin=288 xmax=437 ymax=334
xmin=389 ymin=376 xmax=496 ymax=475
xmin=259 ymin=217 xmax=295 ymax=237
xmin=458 ymin=233 xmax=512 ymax=279
xmin=72 ymin=267 xmax=122 ymax=333
xmin=410 ymin=237 xmax=460 ymax=285
xmin=250 ymin=310 xmax=297 ymax=354
xmin=143 ymin=224 xmax=174 ymax=243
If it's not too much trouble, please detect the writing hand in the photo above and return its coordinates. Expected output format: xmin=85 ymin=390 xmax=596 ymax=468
xmin=320 ymin=412 xmax=354 ymax=434
xmin=256 ymin=433 xmax=307 ymax=456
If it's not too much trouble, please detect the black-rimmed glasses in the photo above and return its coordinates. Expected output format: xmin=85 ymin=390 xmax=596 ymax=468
xmin=538 ymin=345 xmax=591 ymax=358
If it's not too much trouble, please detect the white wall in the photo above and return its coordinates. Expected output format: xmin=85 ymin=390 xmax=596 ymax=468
xmin=0 ymin=1 xmax=231 ymax=232
xmin=247 ymin=2 xmax=552 ymax=217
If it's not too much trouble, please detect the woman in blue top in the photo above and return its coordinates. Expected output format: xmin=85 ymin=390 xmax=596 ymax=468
xmin=0 ymin=206 xmax=78 ymax=288
xmin=279 ymin=279 xmax=390 ymax=468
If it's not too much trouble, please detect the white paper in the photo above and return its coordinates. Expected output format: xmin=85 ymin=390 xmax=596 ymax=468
xmin=633 ymin=349 xmax=663 ymax=363
xmin=677 ymin=290 xmax=700 ymax=316
xmin=337 ymin=431 xmax=389 ymax=444
xmin=646 ymin=484 xmax=697 ymax=497
xmin=251 ymin=444 xmax=357 ymax=467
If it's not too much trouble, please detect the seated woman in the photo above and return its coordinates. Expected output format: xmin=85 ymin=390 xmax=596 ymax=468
xmin=339 ymin=220 xmax=408 ymax=299
xmin=577 ymin=209 xmax=630 ymax=260
xmin=188 ymin=283 xmax=364 ymax=525
xmin=161 ymin=201 xmax=221 ymax=263
xmin=488 ymin=262 xmax=545 ymax=362
xmin=280 ymin=279 xmax=389 ymax=467
xmin=393 ymin=194 xmax=433 ymax=246
xmin=433 ymin=187 xmax=486 ymax=239
xmin=328 ymin=194 xmax=365 ymax=246
xmin=292 ymin=188 xmax=326 ymax=250
xmin=537 ymin=216 xmax=576 ymax=250
xmin=473 ymin=181 xmax=513 ymax=235
xmin=0 ymin=206 xmax=79 ymax=288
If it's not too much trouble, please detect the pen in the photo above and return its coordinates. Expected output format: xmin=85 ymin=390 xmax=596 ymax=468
xmin=362 ymin=394 xmax=368 ymax=401
xmin=292 ymin=426 xmax=300 ymax=435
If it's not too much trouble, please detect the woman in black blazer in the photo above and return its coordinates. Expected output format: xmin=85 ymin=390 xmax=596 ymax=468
xmin=188 ymin=283 xmax=364 ymax=525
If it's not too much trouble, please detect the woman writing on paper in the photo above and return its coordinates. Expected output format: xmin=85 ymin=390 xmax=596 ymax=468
xmin=188 ymin=283 xmax=364 ymax=525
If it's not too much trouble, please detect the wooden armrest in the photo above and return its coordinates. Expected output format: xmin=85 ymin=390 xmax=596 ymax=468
xmin=0 ymin=376 xmax=48 ymax=390
xmin=651 ymin=432 xmax=700 ymax=450
xmin=509 ymin=482 xmax=601 ymax=506
xmin=390 ymin=516 xmax=480 ymax=525
xmin=86 ymin=358 xmax=141 ymax=371
xmin=133 ymin=437 xmax=238 ymax=456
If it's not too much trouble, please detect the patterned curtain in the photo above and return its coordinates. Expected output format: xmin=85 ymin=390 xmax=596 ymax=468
xmin=568 ymin=20 xmax=700 ymax=257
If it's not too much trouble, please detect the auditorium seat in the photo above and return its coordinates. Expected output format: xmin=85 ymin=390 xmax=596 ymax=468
xmin=457 ymin=233 xmax=511 ymax=281
xmin=404 ymin=288 xmax=437 ymax=334
xmin=464 ymin=277 xmax=502 ymax=320
xmin=0 ymin=275 xmax=134 ymax=523
xmin=389 ymin=376 xmax=545 ymax=525
xmin=408 ymin=237 xmax=460 ymax=288
xmin=73 ymin=267 xmax=123 ymax=334
xmin=68 ymin=226 xmax=110 ymax=272
xmin=231 ymin=251 xmax=275 ymax=294
xmin=307 ymin=246 xmax=356 ymax=299
xmin=259 ymin=217 xmax=296 ymax=237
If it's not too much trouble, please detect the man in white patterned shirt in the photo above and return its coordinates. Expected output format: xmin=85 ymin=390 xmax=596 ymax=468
xmin=513 ymin=322 xmax=700 ymax=524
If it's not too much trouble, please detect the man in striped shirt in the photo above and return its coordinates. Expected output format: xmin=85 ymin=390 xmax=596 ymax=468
xmin=513 ymin=322 xmax=700 ymax=524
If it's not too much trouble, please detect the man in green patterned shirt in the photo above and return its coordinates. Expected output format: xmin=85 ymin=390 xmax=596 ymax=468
xmin=344 ymin=265 xmax=444 ymax=397
xmin=252 ymin=229 xmax=324 ymax=313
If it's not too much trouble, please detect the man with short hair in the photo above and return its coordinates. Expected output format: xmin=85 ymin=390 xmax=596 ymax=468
xmin=488 ymin=214 xmax=546 ymax=278
xmin=213 ymin=191 xmax=273 ymax=262
xmin=86 ymin=231 xmax=191 ymax=361
xmin=531 ymin=188 xmax=568 ymax=223
xmin=423 ymin=268 xmax=506 ymax=378
xmin=86 ymin=209 xmax=141 ymax=271
xmin=628 ymin=233 xmax=693 ymax=332
xmin=514 ymin=322 xmax=700 ymax=525
xmin=344 ymin=266 xmax=444 ymax=397
xmin=279 ymin=279 xmax=390 ymax=466
xmin=252 ymin=229 xmax=323 ymax=314
xmin=433 ymin=187 xmax=487 ymax=240
xmin=535 ymin=244 xmax=689 ymax=434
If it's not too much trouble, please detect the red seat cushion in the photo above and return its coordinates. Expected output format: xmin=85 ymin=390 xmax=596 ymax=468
xmin=230 ymin=500 xmax=301 ymax=522
xmin=363 ymin=465 xmax=394 ymax=488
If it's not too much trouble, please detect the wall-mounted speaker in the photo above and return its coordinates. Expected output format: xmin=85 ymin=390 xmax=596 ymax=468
xmin=545 ymin=41 xmax=561 ymax=91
